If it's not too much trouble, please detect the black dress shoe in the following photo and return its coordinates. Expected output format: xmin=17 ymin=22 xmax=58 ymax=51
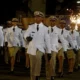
xmin=74 ymin=68 xmax=78 ymax=72
xmin=24 ymin=67 xmax=29 ymax=70
xmin=51 ymin=76 xmax=54 ymax=80
xmin=67 ymin=72 xmax=73 ymax=75
xmin=58 ymin=72 xmax=63 ymax=77
xmin=36 ymin=76 xmax=40 ymax=80
xmin=8 ymin=71 xmax=14 ymax=75
xmin=78 ymin=66 xmax=80 ymax=70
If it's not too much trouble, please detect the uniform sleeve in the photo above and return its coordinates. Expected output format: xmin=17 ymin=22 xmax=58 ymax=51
xmin=24 ymin=25 xmax=32 ymax=40
xmin=58 ymin=29 xmax=69 ymax=51
xmin=76 ymin=34 xmax=80 ymax=47
xmin=67 ymin=34 xmax=75 ymax=49
xmin=44 ymin=28 xmax=51 ymax=53
xmin=76 ymin=32 xmax=79 ymax=49
xmin=67 ymin=31 xmax=79 ymax=50
xmin=58 ymin=34 xmax=68 ymax=51
xmin=5 ymin=29 xmax=9 ymax=42
xmin=19 ymin=29 xmax=25 ymax=47
xmin=0 ymin=30 xmax=4 ymax=47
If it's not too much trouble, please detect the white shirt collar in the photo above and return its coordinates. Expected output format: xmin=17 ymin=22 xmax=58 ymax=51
xmin=35 ymin=22 xmax=43 ymax=27
xmin=70 ymin=29 xmax=75 ymax=32
xmin=49 ymin=25 xmax=57 ymax=28
xmin=12 ymin=25 xmax=18 ymax=29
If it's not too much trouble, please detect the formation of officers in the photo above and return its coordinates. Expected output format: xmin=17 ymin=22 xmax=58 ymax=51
xmin=0 ymin=11 xmax=80 ymax=80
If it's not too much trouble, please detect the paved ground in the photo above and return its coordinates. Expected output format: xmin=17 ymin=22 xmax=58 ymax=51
xmin=0 ymin=53 xmax=80 ymax=80
xmin=0 ymin=70 xmax=80 ymax=80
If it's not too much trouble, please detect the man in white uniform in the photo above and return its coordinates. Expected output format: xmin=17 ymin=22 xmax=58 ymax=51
xmin=20 ymin=23 xmax=30 ymax=69
xmin=75 ymin=23 xmax=80 ymax=70
xmin=24 ymin=11 xmax=51 ymax=80
xmin=5 ymin=18 xmax=24 ymax=73
xmin=47 ymin=16 xmax=61 ymax=79
xmin=0 ymin=26 xmax=4 ymax=55
xmin=67 ymin=22 xmax=79 ymax=73
xmin=3 ymin=21 xmax=12 ymax=64
xmin=56 ymin=20 xmax=69 ymax=77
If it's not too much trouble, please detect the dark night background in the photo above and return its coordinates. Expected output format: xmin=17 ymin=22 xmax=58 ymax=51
xmin=0 ymin=0 xmax=28 ymax=24
xmin=0 ymin=0 xmax=78 ymax=24
xmin=46 ymin=0 xmax=77 ymax=15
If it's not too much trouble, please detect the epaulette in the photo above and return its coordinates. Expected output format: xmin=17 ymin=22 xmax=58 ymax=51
xmin=17 ymin=26 xmax=21 ymax=29
xmin=57 ymin=26 xmax=60 ymax=29
xmin=28 ymin=23 xmax=34 ymax=25
xmin=43 ymin=23 xmax=48 ymax=27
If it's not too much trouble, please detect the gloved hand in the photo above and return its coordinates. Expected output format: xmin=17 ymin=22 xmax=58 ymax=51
xmin=47 ymin=54 xmax=51 ymax=61
xmin=5 ymin=42 xmax=8 ymax=47
xmin=26 ymin=36 xmax=33 ymax=42
xmin=69 ymin=43 xmax=71 ymax=47
xmin=58 ymin=39 xmax=61 ymax=43
xmin=21 ymin=47 xmax=26 ymax=52
xmin=64 ymin=51 xmax=67 ymax=59
xmin=73 ymin=49 xmax=78 ymax=54
xmin=44 ymin=53 xmax=51 ymax=62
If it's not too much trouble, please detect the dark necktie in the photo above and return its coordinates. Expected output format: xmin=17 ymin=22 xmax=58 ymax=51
xmin=61 ymin=29 xmax=63 ymax=34
xmin=37 ymin=25 xmax=39 ymax=31
xmin=51 ymin=27 xmax=53 ymax=33
xmin=13 ymin=27 xmax=15 ymax=32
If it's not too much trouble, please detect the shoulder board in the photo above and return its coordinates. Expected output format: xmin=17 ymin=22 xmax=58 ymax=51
xmin=57 ymin=26 xmax=60 ymax=29
xmin=28 ymin=23 xmax=34 ymax=25
xmin=17 ymin=26 xmax=21 ymax=28
xmin=18 ymin=27 xmax=22 ymax=29
xmin=43 ymin=23 xmax=48 ymax=27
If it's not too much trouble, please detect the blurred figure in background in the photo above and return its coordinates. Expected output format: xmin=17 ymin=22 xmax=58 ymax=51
xmin=5 ymin=18 xmax=24 ymax=73
xmin=3 ymin=21 xmax=12 ymax=64
xmin=67 ymin=22 xmax=79 ymax=73
xmin=0 ymin=26 xmax=4 ymax=56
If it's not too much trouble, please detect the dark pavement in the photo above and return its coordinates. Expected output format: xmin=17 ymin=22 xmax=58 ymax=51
xmin=0 ymin=52 xmax=80 ymax=80
xmin=0 ymin=70 xmax=80 ymax=80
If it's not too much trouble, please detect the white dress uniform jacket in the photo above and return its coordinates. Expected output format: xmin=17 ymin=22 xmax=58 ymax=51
xmin=59 ymin=28 xmax=70 ymax=51
xmin=22 ymin=30 xmax=28 ymax=48
xmin=0 ymin=26 xmax=4 ymax=47
xmin=77 ymin=31 xmax=80 ymax=49
xmin=24 ymin=22 xmax=51 ymax=55
xmin=67 ymin=30 xmax=79 ymax=50
xmin=5 ymin=26 xmax=24 ymax=47
xmin=48 ymin=26 xmax=61 ymax=52
xmin=3 ymin=28 xmax=9 ymax=46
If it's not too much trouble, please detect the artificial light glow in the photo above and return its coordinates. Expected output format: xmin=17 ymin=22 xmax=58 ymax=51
xmin=70 ymin=13 xmax=80 ymax=30
xmin=70 ymin=15 xmax=76 ymax=23
xmin=67 ymin=8 xmax=69 ymax=11
xmin=76 ymin=18 xmax=80 ymax=24
xmin=70 ymin=14 xmax=80 ymax=24
xmin=77 ymin=1 xmax=80 ymax=4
